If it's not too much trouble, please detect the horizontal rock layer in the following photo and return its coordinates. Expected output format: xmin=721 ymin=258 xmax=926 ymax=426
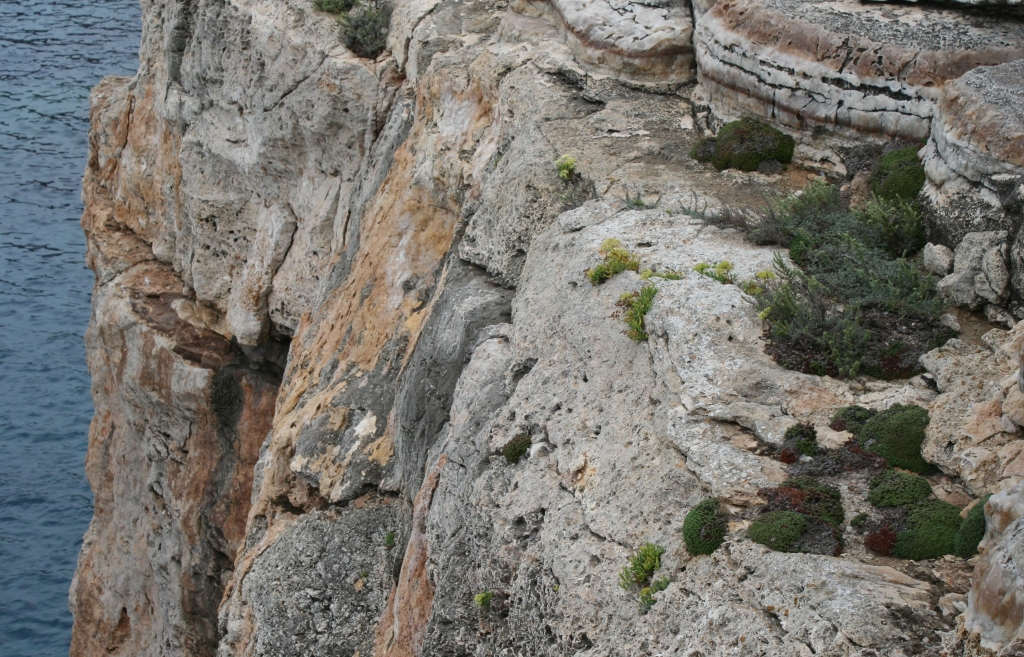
xmin=695 ymin=0 xmax=1024 ymax=168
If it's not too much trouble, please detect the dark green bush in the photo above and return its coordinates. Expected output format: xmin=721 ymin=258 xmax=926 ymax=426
xmin=871 ymin=146 xmax=926 ymax=201
xmin=783 ymin=424 xmax=819 ymax=456
xmin=340 ymin=1 xmax=392 ymax=59
xmin=869 ymin=469 xmax=932 ymax=507
xmin=859 ymin=404 xmax=935 ymax=474
xmin=892 ymin=498 xmax=962 ymax=560
xmin=748 ymin=510 xmax=808 ymax=552
xmin=694 ymin=118 xmax=795 ymax=172
xmin=683 ymin=498 xmax=727 ymax=555
xmin=502 ymin=434 xmax=531 ymax=464
xmin=314 ymin=0 xmax=355 ymax=12
xmin=781 ymin=477 xmax=844 ymax=527
xmin=690 ymin=138 xmax=717 ymax=163
xmin=953 ymin=495 xmax=991 ymax=558
xmin=830 ymin=405 xmax=877 ymax=434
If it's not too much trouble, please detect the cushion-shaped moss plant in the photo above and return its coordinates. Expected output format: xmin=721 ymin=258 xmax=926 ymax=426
xmin=694 ymin=118 xmax=795 ymax=172
xmin=892 ymin=498 xmax=962 ymax=560
xmin=683 ymin=498 xmax=727 ymax=555
xmin=780 ymin=477 xmax=844 ymax=527
xmin=830 ymin=405 xmax=877 ymax=435
xmin=859 ymin=404 xmax=935 ymax=474
xmin=502 ymin=434 xmax=531 ymax=464
xmin=868 ymin=469 xmax=932 ymax=508
xmin=953 ymin=495 xmax=991 ymax=558
xmin=871 ymin=146 xmax=926 ymax=201
xmin=748 ymin=510 xmax=808 ymax=552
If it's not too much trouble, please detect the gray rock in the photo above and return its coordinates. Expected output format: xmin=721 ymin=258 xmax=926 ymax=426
xmin=924 ymin=243 xmax=955 ymax=276
xmin=938 ymin=231 xmax=1009 ymax=310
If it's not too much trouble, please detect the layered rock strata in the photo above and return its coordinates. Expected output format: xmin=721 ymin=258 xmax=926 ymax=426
xmin=694 ymin=0 xmax=1024 ymax=168
xmin=72 ymin=0 xmax=1024 ymax=655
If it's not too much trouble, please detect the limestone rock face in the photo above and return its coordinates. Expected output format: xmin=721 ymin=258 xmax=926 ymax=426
xmin=694 ymin=0 xmax=1024 ymax=168
xmin=71 ymin=77 xmax=281 ymax=657
xmin=962 ymin=482 xmax=1024 ymax=655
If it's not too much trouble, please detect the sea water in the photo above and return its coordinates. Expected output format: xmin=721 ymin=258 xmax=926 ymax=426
xmin=0 ymin=0 xmax=140 ymax=654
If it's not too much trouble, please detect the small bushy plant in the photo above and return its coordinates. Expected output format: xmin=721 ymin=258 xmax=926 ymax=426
xmin=859 ymin=404 xmax=935 ymax=475
xmin=385 ymin=531 xmax=396 ymax=549
xmin=784 ymin=424 xmax=819 ymax=456
xmin=474 ymin=590 xmax=493 ymax=607
xmin=854 ymin=195 xmax=925 ymax=258
xmin=953 ymin=495 xmax=991 ymax=558
xmin=868 ymin=469 xmax=932 ymax=507
xmin=892 ymin=498 xmax=962 ymax=560
xmin=683 ymin=498 xmax=727 ymax=555
xmin=690 ymin=118 xmax=795 ymax=172
xmin=780 ymin=477 xmax=844 ymax=527
xmin=871 ymin=146 xmax=926 ymax=201
xmin=315 ymin=0 xmax=355 ymax=12
xmin=502 ymin=434 xmax=531 ymax=464
xmin=695 ymin=261 xmax=735 ymax=284
xmin=621 ymin=285 xmax=657 ymax=342
xmin=586 ymin=238 xmax=640 ymax=284
xmin=340 ymin=0 xmax=392 ymax=59
xmin=556 ymin=155 xmax=577 ymax=180
xmin=619 ymin=543 xmax=670 ymax=612
xmin=748 ymin=510 xmax=808 ymax=552
xmin=830 ymin=405 xmax=877 ymax=434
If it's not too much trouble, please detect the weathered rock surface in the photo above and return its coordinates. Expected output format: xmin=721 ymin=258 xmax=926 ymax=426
xmin=74 ymin=0 xmax=1024 ymax=654
xmin=694 ymin=0 xmax=1024 ymax=168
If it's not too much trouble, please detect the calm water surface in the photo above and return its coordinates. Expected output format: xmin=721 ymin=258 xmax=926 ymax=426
xmin=0 ymin=0 xmax=140 ymax=654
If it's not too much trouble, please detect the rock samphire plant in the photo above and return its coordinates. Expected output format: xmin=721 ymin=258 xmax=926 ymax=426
xmin=555 ymin=155 xmax=598 ymax=210
xmin=619 ymin=285 xmax=657 ymax=342
xmin=586 ymin=238 xmax=639 ymax=285
xmin=683 ymin=498 xmax=727 ymax=555
xmin=619 ymin=543 xmax=670 ymax=613
xmin=690 ymin=118 xmax=795 ymax=172
xmin=474 ymin=590 xmax=493 ymax=608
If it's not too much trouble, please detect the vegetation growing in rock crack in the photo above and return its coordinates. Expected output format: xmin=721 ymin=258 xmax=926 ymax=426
xmin=868 ymin=469 xmax=932 ymax=508
xmin=953 ymin=495 xmax=991 ymax=558
xmin=556 ymin=155 xmax=598 ymax=210
xmin=621 ymin=185 xmax=659 ymax=210
xmin=871 ymin=145 xmax=926 ymax=202
xmin=778 ymin=423 xmax=818 ymax=463
xmin=694 ymin=261 xmax=734 ymax=284
xmin=858 ymin=404 xmax=935 ymax=475
xmin=384 ymin=531 xmax=395 ymax=549
xmin=746 ymin=180 xmax=952 ymax=379
xmin=690 ymin=118 xmax=795 ymax=172
xmin=754 ymin=476 xmax=844 ymax=556
xmin=619 ymin=284 xmax=657 ymax=341
xmin=474 ymin=590 xmax=493 ymax=608
xmin=501 ymin=434 xmax=531 ymax=464
xmin=619 ymin=543 xmax=670 ymax=613
xmin=586 ymin=238 xmax=640 ymax=284
xmin=315 ymin=0 xmax=356 ymax=13
xmin=340 ymin=0 xmax=392 ymax=59
xmin=682 ymin=498 xmax=727 ymax=555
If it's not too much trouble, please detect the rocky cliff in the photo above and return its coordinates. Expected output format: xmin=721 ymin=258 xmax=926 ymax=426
xmin=72 ymin=0 xmax=1024 ymax=655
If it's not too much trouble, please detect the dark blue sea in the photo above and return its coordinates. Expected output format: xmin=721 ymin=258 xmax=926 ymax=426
xmin=0 ymin=0 xmax=140 ymax=654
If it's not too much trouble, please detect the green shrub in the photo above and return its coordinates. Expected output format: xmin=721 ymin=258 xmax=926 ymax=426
xmin=850 ymin=512 xmax=868 ymax=528
xmin=858 ymin=404 xmax=935 ymax=474
xmin=619 ymin=543 xmax=670 ymax=612
xmin=892 ymin=498 xmax=962 ymax=560
xmin=783 ymin=424 xmax=819 ymax=456
xmin=621 ymin=284 xmax=657 ymax=342
xmin=340 ymin=0 xmax=392 ymax=59
xmin=868 ymin=469 xmax=932 ymax=507
xmin=695 ymin=261 xmax=735 ymax=284
xmin=683 ymin=498 xmax=727 ymax=555
xmin=871 ymin=146 xmax=926 ymax=201
xmin=691 ymin=118 xmax=795 ymax=172
xmin=854 ymin=195 xmax=925 ymax=258
xmin=781 ymin=477 xmax=844 ymax=527
xmin=556 ymin=155 xmax=577 ymax=180
xmin=748 ymin=510 xmax=808 ymax=552
xmin=384 ymin=531 xmax=396 ymax=549
xmin=474 ymin=590 xmax=493 ymax=607
xmin=586 ymin=238 xmax=640 ymax=284
xmin=953 ymin=495 xmax=991 ymax=558
xmin=830 ymin=405 xmax=877 ymax=434
xmin=315 ymin=0 xmax=356 ymax=12
xmin=502 ymin=434 xmax=531 ymax=464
